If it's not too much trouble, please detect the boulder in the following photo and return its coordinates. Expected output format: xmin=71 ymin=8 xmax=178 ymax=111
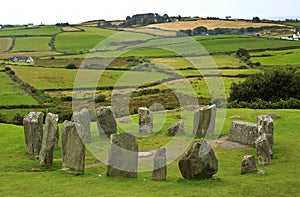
xmin=193 ymin=105 xmax=216 ymax=136
xmin=72 ymin=108 xmax=91 ymax=142
xmin=39 ymin=113 xmax=58 ymax=167
xmin=139 ymin=107 xmax=153 ymax=135
xmin=96 ymin=106 xmax=117 ymax=138
xmin=255 ymin=133 xmax=271 ymax=166
xmin=107 ymin=133 xmax=138 ymax=178
xmin=23 ymin=112 xmax=44 ymax=155
xmin=178 ymin=139 xmax=218 ymax=179
xmin=228 ymin=121 xmax=258 ymax=145
xmin=241 ymin=155 xmax=257 ymax=174
xmin=62 ymin=121 xmax=85 ymax=174
xmin=168 ymin=121 xmax=184 ymax=135
xmin=152 ymin=148 xmax=167 ymax=181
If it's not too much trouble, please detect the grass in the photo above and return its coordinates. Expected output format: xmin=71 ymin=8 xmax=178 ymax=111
xmin=0 ymin=108 xmax=299 ymax=196
xmin=251 ymin=48 xmax=300 ymax=66
xmin=12 ymin=37 xmax=52 ymax=52
xmin=0 ymin=37 xmax=13 ymax=52
xmin=0 ymin=72 xmax=39 ymax=106
xmin=0 ymin=26 xmax=61 ymax=36
xmin=179 ymin=69 xmax=260 ymax=78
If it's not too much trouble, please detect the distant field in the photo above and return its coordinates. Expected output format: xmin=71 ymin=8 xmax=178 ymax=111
xmin=148 ymin=19 xmax=286 ymax=30
xmin=55 ymin=27 xmax=116 ymax=53
xmin=251 ymin=49 xmax=300 ymax=66
xmin=62 ymin=26 xmax=82 ymax=32
xmin=179 ymin=69 xmax=260 ymax=78
xmin=9 ymin=67 xmax=168 ymax=90
xmin=12 ymin=37 xmax=52 ymax=52
xmin=0 ymin=72 xmax=38 ymax=106
xmin=0 ymin=37 xmax=13 ymax=52
xmin=0 ymin=51 xmax=63 ymax=59
xmin=0 ymin=26 xmax=61 ymax=36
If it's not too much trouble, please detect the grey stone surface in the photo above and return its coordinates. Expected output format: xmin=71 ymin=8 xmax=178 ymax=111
xmin=152 ymin=148 xmax=167 ymax=181
xmin=193 ymin=105 xmax=216 ymax=136
xmin=241 ymin=155 xmax=257 ymax=174
xmin=107 ymin=133 xmax=138 ymax=178
xmin=72 ymin=108 xmax=91 ymax=142
xmin=168 ymin=121 xmax=184 ymax=135
xmin=23 ymin=112 xmax=44 ymax=155
xmin=228 ymin=121 xmax=258 ymax=145
xmin=139 ymin=107 xmax=153 ymax=135
xmin=62 ymin=121 xmax=85 ymax=173
xmin=39 ymin=113 xmax=58 ymax=167
xmin=255 ymin=133 xmax=271 ymax=166
xmin=96 ymin=106 xmax=117 ymax=138
xmin=178 ymin=139 xmax=218 ymax=179
xmin=257 ymin=115 xmax=274 ymax=158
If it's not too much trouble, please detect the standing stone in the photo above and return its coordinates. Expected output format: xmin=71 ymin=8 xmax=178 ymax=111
xmin=72 ymin=108 xmax=91 ymax=142
xmin=107 ymin=133 xmax=138 ymax=178
xmin=168 ymin=121 xmax=184 ymax=135
xmin=96 ymin=106 xmax=117 ymax=138
xmin=258 ymin=115 xmax=274 ymax=158
xmin=178 ymin=139 xmax=218 ymax=179
xmin=255 ymin=133 xmax=271 ymax=166
xmin=139 ymin=107 xmax=153 ymax=135
xmin=62 ymin=121 xmax=85 ymax=173
xmin=228 ymin=121 xmax=258 ymax=145
xmin=39 ymin=113 xmax=58 ymax=167
xmin=241 ymin=155 xmax=257 ymax=174
xmin=23 ymin=112 xmax=44 ymax=155
xmin=152 ymin=148 xmax=167 ymax=181
xmin=193 ymin=105 xmax=216 ymax=136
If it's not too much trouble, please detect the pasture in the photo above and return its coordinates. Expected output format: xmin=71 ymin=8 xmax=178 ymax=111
xmin=0 ymin=26 xmax=61 ymax=36
xmin=0 ymin=37 xmax=13 ymax=52
xmin=12 ymin=37 xmax=52 ymax=52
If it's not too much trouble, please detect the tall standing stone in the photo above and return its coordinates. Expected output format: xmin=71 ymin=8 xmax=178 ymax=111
xmin=62 ymin=121 xmax=85 ymax=173
xmin=228 ymin=121 xmax=258 ymax=145
xmin=193 ymin=105 xmax=216 ymax=136
xmin=23 ymin=112 xmax=44 ymax=155
xmin=39 ymin=113 xmax=58 ymax=167
xmin=96 ymin=106 xmax=117 ymax=138
xmin=138 ymin=107 xmax=153 ymax=135
xmin=178 ymin=139 xmax=218 ymax=179
xmin=107 ymin=133 xmax=138 ymax=178
xmin=72 ymin=108 xmax=91 ymax=141
xmin=257 ymin=115 xmax=274 ymax=158
xmin=255 ymin=133 xmax=271 ymax=166
xmin=241 ymin=155 xmax=257 ymax=174
xmin=152 ymin=148 xmax=167 ymax=181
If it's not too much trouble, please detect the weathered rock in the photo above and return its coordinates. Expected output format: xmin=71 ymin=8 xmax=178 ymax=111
xmin=23 ymin=112 xmax=44 ymax=155
xmin=228 ymin=121 xmax=258 ymax=145
xmin=257 ymin=115 xmax=274 ymax=158
xmin=178 ymin=139 xmax=218 ymax=179
xmin=255 ymin=133 xmax=271 ymax=166
xmin=193 ymin=105 xmax=216 ymax=136
xmin=152 ymin=148 xmax=167 ymax=181
xmin=96 ymin=106 xmax=117 ymax=138
xmin=139 ymin=107 xmax=153 ymax=135
xmin=62 ymin=121 xmax=85 ymax=174
xmin=241 ymin=155 xmax=257 ymax=174
xmin=72 ymin=108 xmax=91 ymax=142
xmin=107 ymin=133 xmax=138 ymax=178
xmin=257 ymin=170 xmax=266 ymax=175
xmin=168 ymin=121 xmax=184 ymax=135
xmin=39 ymin=113 xmax=58 ymax=167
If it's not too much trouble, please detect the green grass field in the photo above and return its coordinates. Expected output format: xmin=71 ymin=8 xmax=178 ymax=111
xmin=0 ymin=108 xmax=299 ymax=196
xmin=0 ymin=26 xmax=61 ymax=36
xmin=0 ymin=37 xmax=13 ymax=52
xmin=0 ymin=72 xmax=39 ymax=106
xmin=12 ymin=37 xmax=52 ymax=52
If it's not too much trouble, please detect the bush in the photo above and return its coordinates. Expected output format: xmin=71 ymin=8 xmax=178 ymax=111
xmin=65 ymin=63 xmax=77 ymax=69
xmin=95 ymin=94 xmax=106 ymax=103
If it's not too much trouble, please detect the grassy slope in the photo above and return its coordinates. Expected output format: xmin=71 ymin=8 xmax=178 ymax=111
xmin=0 ymin=37 xmax=13 ymax=52
xmin=0 ymin=72 xmax=38 ymax=106
xmin=12 ymin=37 xmax=52 ymax=52
xmin=0 ymin=109 xmax=299 ymax=196
xmin=0 ymin=26 xmax=61 ymax=36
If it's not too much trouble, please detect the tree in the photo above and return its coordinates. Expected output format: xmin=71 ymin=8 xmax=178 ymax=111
xmin=66 ymin=63 xmax=77 ymax=69
xmin=236 ymin=48 xmax=250 ymax=60
xmin=252 ymin=16 xmax=261 ymax=23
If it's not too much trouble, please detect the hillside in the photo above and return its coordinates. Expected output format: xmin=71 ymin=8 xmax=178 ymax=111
xmin=147 ymin=19 xmax=286 ymax=30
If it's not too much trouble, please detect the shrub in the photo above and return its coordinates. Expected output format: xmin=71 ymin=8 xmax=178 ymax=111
xmin=65 ymin=63 xmax=77 ymax=69
xmin=95 ymin=94 xmax=106 ymax=103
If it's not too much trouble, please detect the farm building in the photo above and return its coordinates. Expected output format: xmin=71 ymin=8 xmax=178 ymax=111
xmin=10 ymin=56 xmax=34 ymax=63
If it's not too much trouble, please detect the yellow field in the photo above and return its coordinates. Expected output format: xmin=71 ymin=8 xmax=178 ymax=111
xmin=148 ymin=20 xmax=286 ymax=30
xmin=62 ymin=26 xmax=82 ymax=32
xmin=0 ymin=37 xmax=13 ymax=52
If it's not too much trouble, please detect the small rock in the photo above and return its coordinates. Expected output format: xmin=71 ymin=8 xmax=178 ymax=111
xmin=257 ymin=170 xmax=266 ymax=175
xmin=168 ymin=121 xmax=184 ymax=135
xmin=138 ymin=152 xmax=153 ymax=157
xmin=241 ymin=155 xmax=257 ymax=174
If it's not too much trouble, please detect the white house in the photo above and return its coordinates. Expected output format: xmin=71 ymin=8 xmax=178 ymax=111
xmin=10 ymin=56 xmax=34 ymax=63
